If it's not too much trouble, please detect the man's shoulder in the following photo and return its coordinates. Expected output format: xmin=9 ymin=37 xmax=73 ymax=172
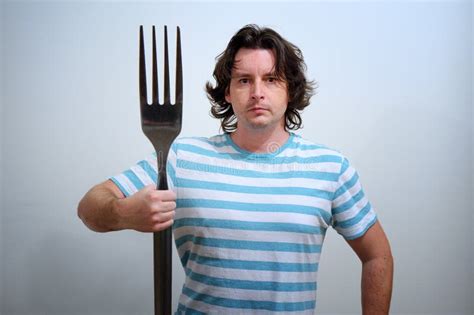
xmin=173 ymin=134 xmax=225 ymax=146
xmin=291 ymin=133 xmax=344 ymax=159
xmin=171 ymin=134 xmax=228 ymax=153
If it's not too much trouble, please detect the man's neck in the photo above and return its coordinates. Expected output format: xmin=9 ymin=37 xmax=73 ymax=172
xmin=230 ymin=126 xmax=290 ymax=154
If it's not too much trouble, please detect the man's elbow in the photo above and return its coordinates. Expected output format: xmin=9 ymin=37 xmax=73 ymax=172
xmin=377 ymin=252 xmax=394 ymax=270
xmin=77 ymin=197 xmax=107 ymax=233
xmin=372 ymin=245 xmax=394 ymax=268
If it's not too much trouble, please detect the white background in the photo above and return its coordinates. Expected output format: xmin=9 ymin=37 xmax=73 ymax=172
xmin=1 ymin=1 xmax=473 ymax=314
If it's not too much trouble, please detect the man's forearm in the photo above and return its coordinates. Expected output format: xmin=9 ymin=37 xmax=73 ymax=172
xmin=361 ymin=254 xmax=394 ymax=314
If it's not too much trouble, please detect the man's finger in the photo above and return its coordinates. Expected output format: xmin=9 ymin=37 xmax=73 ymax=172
xmin=151 ymin=189 xmax=176 ymax=201
xmin=152 ymin=219 xmax=174 ymax=232
xmin=153 ymin=210 xmax=175 ymax=223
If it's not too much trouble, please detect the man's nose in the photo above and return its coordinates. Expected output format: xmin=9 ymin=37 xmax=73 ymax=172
xmin=251 ymin=80 xmax=264 ymax=100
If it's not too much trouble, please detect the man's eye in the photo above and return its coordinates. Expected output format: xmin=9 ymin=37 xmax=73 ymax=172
xmin=267 ymin=77 xmax=277 ymax=83
xmin=239 ymin=78 xmax=249 ymax=84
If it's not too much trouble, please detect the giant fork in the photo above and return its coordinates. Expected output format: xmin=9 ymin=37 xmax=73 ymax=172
xmin=139 ymin=25 xmax=183 ymax=315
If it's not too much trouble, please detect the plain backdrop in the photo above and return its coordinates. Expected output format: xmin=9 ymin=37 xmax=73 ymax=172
xmin=1 ymin=1 xmax=473 ymax=314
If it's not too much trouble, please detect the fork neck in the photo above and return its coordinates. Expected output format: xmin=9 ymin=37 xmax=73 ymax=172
xmin=154 ymin=147 xmax=170 ymax=190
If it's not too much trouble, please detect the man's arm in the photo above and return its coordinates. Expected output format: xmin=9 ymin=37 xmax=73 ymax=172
xmin=346 ymin=220 xmax=394 ymax=314
xmin=77 ymin=179 xmax=176 ymax=233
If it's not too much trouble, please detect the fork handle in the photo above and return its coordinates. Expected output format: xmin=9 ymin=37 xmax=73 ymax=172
xmin=154 ymin=167 xmax=172 ymax=315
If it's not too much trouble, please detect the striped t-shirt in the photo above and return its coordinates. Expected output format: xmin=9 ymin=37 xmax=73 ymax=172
xmin=110 ymin=133 xmax=377 ymax=314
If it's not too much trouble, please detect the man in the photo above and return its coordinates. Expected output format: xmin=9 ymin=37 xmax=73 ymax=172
xmin=78 ymin=24 xmax=393 ymax=314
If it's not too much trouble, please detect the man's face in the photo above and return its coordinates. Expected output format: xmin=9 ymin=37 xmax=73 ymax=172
xmin=225 ymin=48 xmax=289 ymax=132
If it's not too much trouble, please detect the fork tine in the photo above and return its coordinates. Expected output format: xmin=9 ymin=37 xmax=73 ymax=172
xmin=175 ymin=26 xmax=183 ymax=107
xmin=139 ymin=25 xmax=148 ymax=106
xmin=163 ymin=25 xmax=170 ymax=105
xmin=152 ymin=26 xmax=159 ymax=105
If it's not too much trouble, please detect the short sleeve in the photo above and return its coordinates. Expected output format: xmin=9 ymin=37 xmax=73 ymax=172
xmin=331 ymin=157 xmax=377 ymax=240
xmin=109 ymin=141 xmax=178 ymax=197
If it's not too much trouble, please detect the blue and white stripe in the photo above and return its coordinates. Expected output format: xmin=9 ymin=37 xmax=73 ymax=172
xmin=111 ymin=133 xmax=377 ymax=313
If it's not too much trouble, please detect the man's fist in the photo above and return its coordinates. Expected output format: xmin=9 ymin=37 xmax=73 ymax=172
xmin=115 ymin=185 xmax=176 ymax=232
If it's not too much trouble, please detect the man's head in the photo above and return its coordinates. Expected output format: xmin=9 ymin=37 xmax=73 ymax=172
xmin=206 ymin=24 xmax=315 ymax=133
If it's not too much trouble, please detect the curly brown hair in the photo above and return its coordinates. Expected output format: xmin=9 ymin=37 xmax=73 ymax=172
xmin=205 ymin=24 xmax=316 ymax=133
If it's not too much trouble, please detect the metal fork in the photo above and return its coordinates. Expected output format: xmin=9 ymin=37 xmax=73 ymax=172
xmin=139 ymin=25 xmax=182 ymax=315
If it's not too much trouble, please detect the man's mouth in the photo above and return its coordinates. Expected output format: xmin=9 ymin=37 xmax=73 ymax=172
xmin=248 ymin=106 xmax=268 ymax=112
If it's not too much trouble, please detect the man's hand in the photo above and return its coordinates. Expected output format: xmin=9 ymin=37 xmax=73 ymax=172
xmin=78 ymin=180 xmax=176 ymax=233
xmin=115 ymin=185 xmax=176 ymax=232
